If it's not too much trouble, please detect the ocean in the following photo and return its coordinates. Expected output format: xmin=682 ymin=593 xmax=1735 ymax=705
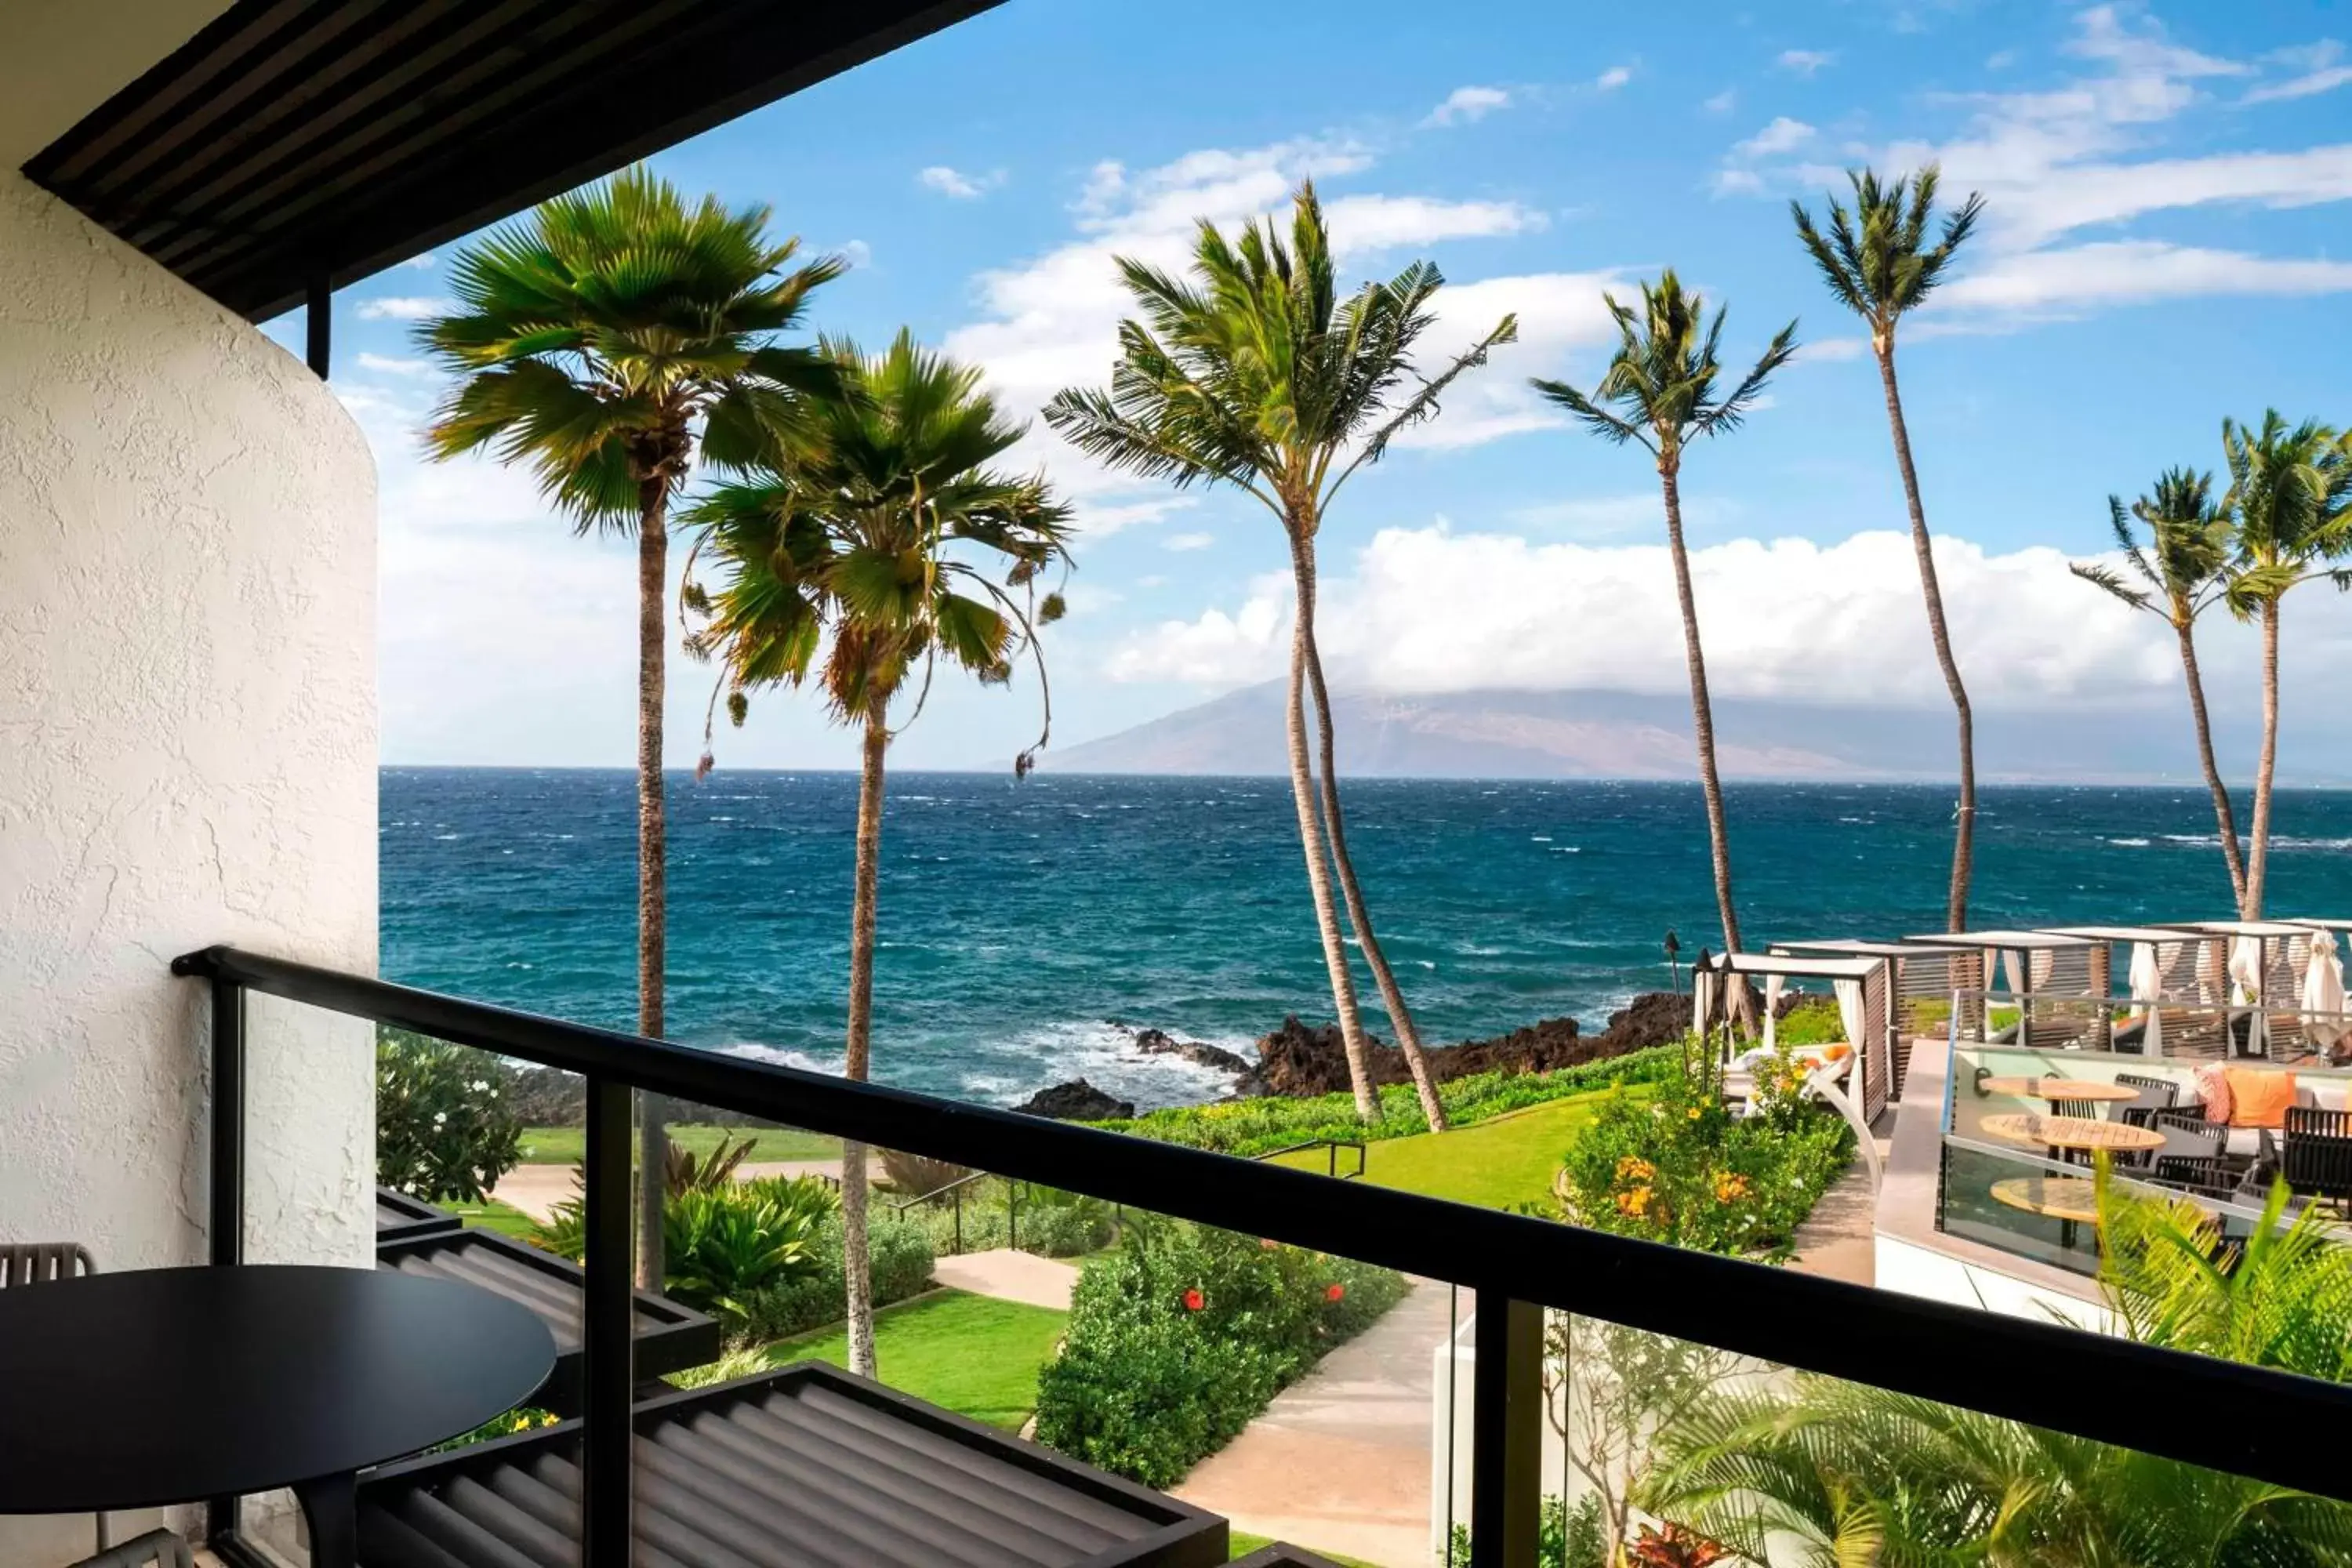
xmin=382 ymin=769 xmax=2352 ymax=1110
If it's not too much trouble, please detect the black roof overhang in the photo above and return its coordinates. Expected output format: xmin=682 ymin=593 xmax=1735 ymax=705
xmin=24 ymin=0 xmax=1004 ymax=323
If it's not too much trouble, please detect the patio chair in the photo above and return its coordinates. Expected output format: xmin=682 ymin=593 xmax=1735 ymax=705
xmin=2 ymin=1242 xmax=149 ymax=1560
xmin=2283 ymin=1106 xmax=2352 ymax=1208
xmin=2144 ymin=1110 xmax=2230 ymax=1192
xmin=2114 ymin=1071 xmax=2181 ymax=1127
xmin=69 ymin=1528 xmax=192 ymax=1568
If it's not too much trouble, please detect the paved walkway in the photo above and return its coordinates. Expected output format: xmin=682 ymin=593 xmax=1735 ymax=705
xmin=1174 ymin=1277 xmax=1451 ymax=1568
xmin=932 ymin=1247 xmax=1080 ymax=1310
xmin=491 ymin=1158 xmax=843 ymax=1222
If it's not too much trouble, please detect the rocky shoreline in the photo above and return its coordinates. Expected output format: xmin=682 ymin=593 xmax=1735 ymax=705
xmin=1012 ymin=991 xmax=1691 ymax=1120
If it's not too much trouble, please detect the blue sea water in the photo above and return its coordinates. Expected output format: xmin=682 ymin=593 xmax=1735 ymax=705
xmin=382 ymin=769 xmax=2352 ymax=1109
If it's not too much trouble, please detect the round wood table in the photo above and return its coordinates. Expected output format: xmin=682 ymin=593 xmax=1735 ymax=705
xmin=1991 ymin=1175 xmax=2103 ymax=1223
xmin=1977 ymin=1112 xmax=2165 ymax=1155
xmin=0 ymin=1265 xmax=555 ymax=1568
xmin=1978 ymin=1076 xmax=2140 ymax=1104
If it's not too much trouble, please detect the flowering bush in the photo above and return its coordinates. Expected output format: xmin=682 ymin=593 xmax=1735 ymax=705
xmin=1033 ymin=1221 xmax=1406 ymax=1486
xmin=375 ymin=1028 xmax=523 ymax=1203
xmin=1555 ymin=1040 xmax=1852 ymax=1260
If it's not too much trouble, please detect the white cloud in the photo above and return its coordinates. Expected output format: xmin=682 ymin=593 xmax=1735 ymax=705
xmin=1163 ymin=532 xmax=1216 ymax=552
xmin=1711 ymin=169 xmax=1767 ymax=198
xmin=1595 ymin=66 xmax=1632 ymax=92
xmin=1702 ymin=89 xmax=1738 ymax=115
xmin=355 ymin=352 xmax=434 ymax=376
xmin=355 ymin=296 xmax=456 ymax=321
xmin=1734 ymin=117 xmax=1816 ymax=158
xmin=1777 ymin=49 xmax=1835 ymax=76
xmin=400 ymin=252 xmax=437 ymax=270
xmin=1387 ymin=270 xmax=1630 ymax=450
xmin=1076 ymin=497 xmax=1199 ymax=538
xmin=1324 ymin=193 xmax=1545 ymax=250
xmin=838 ymin=238 xmax=873 ymax=269
xmin=1108 ymin=524 xmax=2220 ymax=707
xmin=1935 ymin=239 xmax=2352 ymax=314
xmin=2246 ymin=40 xmax=2352 ymax=103
xmin=919 ymin=165 xmax=1004 ymax=199
xmin=1797 ymin=336 xmax=1871 ymax=363
xmin=1424 ymin=85 xmax=1511 ymax=127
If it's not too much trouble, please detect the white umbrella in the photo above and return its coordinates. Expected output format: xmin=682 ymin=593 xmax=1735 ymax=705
xmin=2129 ymin=941 xmax=2165 ymax=1054
xmin=2229 ymin=935 xmax=2269 ymax=1055
xmin=2303 ymin=930 xmax=2349 ymax=1053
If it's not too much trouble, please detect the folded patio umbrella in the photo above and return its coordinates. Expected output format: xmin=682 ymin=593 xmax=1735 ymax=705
xmin=2129 ymin=941 xmax=2167 ymax=1054
xmin=2303 ymin=931 xmax=2348 ymax=1051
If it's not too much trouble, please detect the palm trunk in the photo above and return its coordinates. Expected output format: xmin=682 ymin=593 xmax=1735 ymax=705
xmin=634 ymin=484 xmax=669 ymax=1294
xmin=843 ymin=705 xmax=887 ymax=1378
xmin=1283 ymin=558 xmax=1379 ymax=1121
xmin=2175 ymin=618 xmax=2249 ymax=913
xmin=2247 ymin=600 xmax=2281 ymax=918
xmin=1875 ymin=343 xmax=1975 ymax=931
xmin=1660 ymin=461 xmax=1746 ymax=1010
xmin=1290 ymin=530 xmax=1448 ymax=1132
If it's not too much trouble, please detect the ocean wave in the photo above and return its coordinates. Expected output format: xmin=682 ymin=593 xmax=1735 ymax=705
xmin=2107 ymin=837 xmax=2150 ymax=848
xmin=1530 ymin=835 xmax=1553 ymax=843
xmin=724 ymin=1041 xmax=846 ymax=1076
xmin=970 ymin=1018 xmax=1251 ymax=1112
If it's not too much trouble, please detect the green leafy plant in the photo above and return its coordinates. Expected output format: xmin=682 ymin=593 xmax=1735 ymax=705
xmin=663 ymin=1346 xmax=774 ymax=1392
xmin=376 ymin=1027 xmax=524 ymax=1203
xmin=666 ymin=1133 xmax=757 ymax=1196
xmin=662 ymin=1187 xmax=826 ymax=1319
xmin=1446 ymin=1494 xmax=1601 ymax=1568
xmin=734 ymin=1215 xmax=935 ymax=1345
xmin=1032 ymin=1221 xmax=1406 ymax=1486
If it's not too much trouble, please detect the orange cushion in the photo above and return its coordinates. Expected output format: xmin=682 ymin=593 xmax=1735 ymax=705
xmin=2224 ymin=1067 xmax=2298 ymax=1130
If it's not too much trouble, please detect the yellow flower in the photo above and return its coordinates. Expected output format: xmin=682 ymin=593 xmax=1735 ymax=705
xmin=1687 ymin=1106 xmax=1703 ymax=1120
xmin=1613 ymin=1155 xmax=1657 ymax=1185
xmin=542 ymin=1413 xmax=561 ymax=1427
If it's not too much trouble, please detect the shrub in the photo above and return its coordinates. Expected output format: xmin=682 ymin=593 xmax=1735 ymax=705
xmin=735 ymin=1215 xmax=935 ymax=1345
xmin=376 ymin=1027 xmax=524 ymax=1203
xmin=1032 ymin=1221 xmax=1407 ymax=1486
xmin=1554 ymin=1042 xmax=1852 ymax=1261
xmin=662 ymin=1187 xmax=825 ymax=1318
xmin=1448 ymin=1495 xmax=1602 ymax=1568
xmin=1017 ymin=1185 xmax=1117 ymax=1258
xmin=1093 ymin=1046 xmax=1682 ymax=1158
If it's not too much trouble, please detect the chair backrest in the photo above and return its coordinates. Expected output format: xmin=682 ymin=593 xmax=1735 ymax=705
xmin=70 ymin=1526 xmax=192 ymax=1568
xmin=2283 ymin=1105 xmax=2352 ymax=1199
xmin=0 ymin=1243 xmax=94 ymax=1288
xmin=2115 ymin=1072 xmax=2182 ymax=1119
xmin=2150 ymin=1109 xmax=2227 ymax=1163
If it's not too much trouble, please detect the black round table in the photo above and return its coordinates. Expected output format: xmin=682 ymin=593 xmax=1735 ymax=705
xmin=0 ymin=1265 xmax=556 ymax=1568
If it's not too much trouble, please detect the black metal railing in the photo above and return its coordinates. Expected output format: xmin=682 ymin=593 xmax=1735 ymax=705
xmin=175 ymin=945 xmax=2352 ymax=1568
xmin=1252 ymin=1138 xmax=1368 ymax=1180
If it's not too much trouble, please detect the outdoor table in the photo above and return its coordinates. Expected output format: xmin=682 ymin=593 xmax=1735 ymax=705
xmin=1989 ymin=1174 xmax=2105 ymax=1251
xmin=1976 ymin=1076 xmax=2139 ymax=1106
xmin=0 ymin=1264 xmax=554 ymax=1568
xmin=1977 ymin=1112 xmax=2165 ymax=1156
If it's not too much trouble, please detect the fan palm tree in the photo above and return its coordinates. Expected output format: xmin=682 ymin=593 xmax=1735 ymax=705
xmin=2220 ymin=412 xmax=2352 ymax=916
xmin=2071 ymin=470 xmax=2248 ymax=911
xmin=1791 ymin=166 xmax=1985 ymax=930
xmin=1044 ymin=183 xmax=1513 ymax=1128
xmin=685 ymin=330 xmax=1068 ymax=1377
xmin=1531 ymin=274 xmax=1795 ymax=1018
xmin=419 ymin=167 xmax=844 ymax=1289
xmin=1642 ymin=1373 xmax=2352 ymax=1566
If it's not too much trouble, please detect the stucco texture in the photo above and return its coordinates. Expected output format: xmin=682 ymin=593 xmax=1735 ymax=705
xmin=0 ymin=169 xmax=377 ymax=1556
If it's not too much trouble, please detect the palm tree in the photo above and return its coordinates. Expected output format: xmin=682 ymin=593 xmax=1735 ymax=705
xmin=1044 ymin=183 xmax=1513 ymax=1129
xmin=419 ymin=167 xmax=844 ymax=1290
xmin=2220 ymin=412 xmax=2352 ymax=916
xmin=687 ymin=330 xmax=1068 ymax=1377
xmin=2072 ymin=470 xmax=2248 ymax=911
xmin=1791 ymin=166 xmax=1985 ymax=930
xmin=1531 ymin=274 xmax=1795 ymax=1018
xmin=1642 ymin=1373 xmax=2352 ymax=1566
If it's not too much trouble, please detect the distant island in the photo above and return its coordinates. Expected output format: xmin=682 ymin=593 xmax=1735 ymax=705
xmin=1043 ymin=684 xmax=2341 ymax=786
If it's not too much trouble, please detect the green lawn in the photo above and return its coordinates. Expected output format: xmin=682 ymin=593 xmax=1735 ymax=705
xmin=446 ymin=1196 xmax=539 ymax=1240
xmin=517 ymin=1123 xmax=841 ymax=1165
xmin=1268 ymin=1087 xmax=1636 ymax=1211
xmin=757 ymin=1288 xmax=1067 ymax=1431
xmin=1229 ymin=1533 xmax=1377 ymax=1566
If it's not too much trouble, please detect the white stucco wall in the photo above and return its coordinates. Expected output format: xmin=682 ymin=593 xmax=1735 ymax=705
xmin=0 ymin=169 xmax=377 ymax=1559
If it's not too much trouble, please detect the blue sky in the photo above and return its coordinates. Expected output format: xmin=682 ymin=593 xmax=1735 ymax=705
xmin=289 ymin=0 xmax=2352 ymax=773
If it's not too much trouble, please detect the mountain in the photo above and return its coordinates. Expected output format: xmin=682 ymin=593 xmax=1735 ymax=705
xmin=1044 ymin=684 xmax=2338 ymax=784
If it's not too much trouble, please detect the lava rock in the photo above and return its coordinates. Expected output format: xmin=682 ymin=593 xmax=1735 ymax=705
xmin=1250 ymin=1012 xmax=1602 ymax=1098
xmin=1016 ymin=1078 xmax=1136 ymax=1120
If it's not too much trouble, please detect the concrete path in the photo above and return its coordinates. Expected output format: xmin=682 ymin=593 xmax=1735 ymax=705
xmin=492 ymin=1158 xmax=841 ymax=1222
xmin=1786 ymin=1112 xmax=1896 ymax=1287
xmin=1174 ymin=1277 xmax=1451 ymax=1568
xmin=931 ymin=1247 xmax=1080 ymax=1311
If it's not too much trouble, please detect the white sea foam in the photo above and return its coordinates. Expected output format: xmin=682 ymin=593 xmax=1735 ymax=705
xmin=2108 ymin=837 xmax=2151 ymax=848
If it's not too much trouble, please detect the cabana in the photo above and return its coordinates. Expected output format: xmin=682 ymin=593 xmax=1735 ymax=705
xmin=2036 ymin=924 xmax=2233 ymax=1055
xmin=1907 ymin=929 xmax=2101 ymax=1051
xmin=1693 ymin=952 xmax=1887 ymax=1189
xmin=2164 ymin=920 xmax=2321 ymax=1058
xmin=1767 ymin=938 xmax=1981 ymax=1107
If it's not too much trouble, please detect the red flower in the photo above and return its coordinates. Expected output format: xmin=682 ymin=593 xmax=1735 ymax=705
xmin=1182 ymin=1288 xmax=1205 ymax=1312
xmin=1325 ymin=1283 xmax=1345 ymax=1301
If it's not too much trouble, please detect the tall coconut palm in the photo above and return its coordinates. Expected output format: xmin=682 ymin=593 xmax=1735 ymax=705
xmin=1532 ymin=274 xmax=1795 ymax=1018
xmin=2071 ymin=470 xmax=2248 ymax=911
xmin=419 ymin=168 xmax=844 ymax=1290
xmin=1791 ymin=165 xmax=1985 ymax=930
xmin=2220 ymin=412 xmax=2352 ymax=916
xmin=1044 ymin=183 xmax=1512 ymax=1129
xmin=687 ymin=330 xmax=1068 ymax=1377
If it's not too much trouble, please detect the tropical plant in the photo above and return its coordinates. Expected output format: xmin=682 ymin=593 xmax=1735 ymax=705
xmin=1641 ymin=1373 xmax=2352 ymax=1566
xmin=2073 ymin=470 xmax=2249 ymax=910
xmin=877 ymin=1148 xmax=971 ymax=1202
xmin=1532 ymin=273 xmax=1795 ymax=1011
xmin=1044 ymin=182 xmax=1515 ymax=1130
xmin=1791 ymin=166 xmax=1984 ymax=931
xmin=687 ymin=329 xmax=1069 ymax=1378
xmin=2220 ymin=412 xmax=2352 ymax=916
xmin=375 ymin=1028 xmax=523 ymax=1203
xmin=662 ymin=1186 xmax=824 ymax=1319
xmin=1551 ymin=1316 xmax=1739 ymax=1565
xmin=734 ymin=1214 xmax=935 ymax=1345
xmin=665 ymin=1132 xmax=757 ymax=1196
xmin=1447 ymin=1494 xmax=1604 ymax=1568
xmin=417 ymin=165 xmax=844 ymax=1288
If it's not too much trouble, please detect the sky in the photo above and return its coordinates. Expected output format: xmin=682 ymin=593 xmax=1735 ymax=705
xmin=278 ymin=0 xmax=2352 ymax=777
